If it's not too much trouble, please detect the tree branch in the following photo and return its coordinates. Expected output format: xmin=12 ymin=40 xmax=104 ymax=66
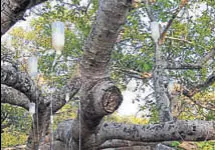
xmin=197 ymin=48 xmax=215 ymax=66
xmin=159 ymin=0 xmax=188 ymax=45
xmin=1 ymin=65 xmax=43 ymax=104
xmin=1 ymin=84 xmax=30 ymax=110
xmin=182 ymin=73 xmax=215 ymax=97
xmin=68 ymin=0 xmax=131 ymax=149
xmin=51 ymin=77 xmax=82 ymax=112
xmin=99 ymin=139 xmax=158 ymax=149
xmin=1 ymin=0 xmax=47 ymax=36
xmin=1 ymin=63 xmax=81 ymax=149
xmin=165 ymin=36 xmax=193 ymax=44
xmin=80 ymin=0 xmax=130 ymax=79
xmin=98 ymin=120 xmax=215 ymax=144
xmin=166 ymin=63 xmax=202 ymax=70
xmin=166 ymin=48 xmax=214 ymax=70
xmin=54 ymin=120 xmax=215 ymax=149
xmin=143 ymin=0 xmax=155 ymax=22
xmin=113 ymin=67 xmax=152 ymax=80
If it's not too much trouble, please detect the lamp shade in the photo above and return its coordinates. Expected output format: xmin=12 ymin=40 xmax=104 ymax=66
xmin=150 ymin=22 xmax=160 ymax=42
xmin=65 ymin=93 xmax=70 ymax=102
xmin=29 ymin=102 xmax=35 ymax=115
xmin=27 ymin=55 xmax=38 ymax=78
xmin=50 ymin=115 xmax=54 ymax=124
xmin=52 ymin=21 xmax=65 ymax=55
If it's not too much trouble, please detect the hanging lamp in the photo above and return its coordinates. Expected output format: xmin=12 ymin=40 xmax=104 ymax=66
xmin=65 ymin=93 xmax=70 ymax=102
xmin=27 ymin=55 xmax=38 ymax=78
xmin=29 ymin=102 xmax=36 ymax=115
xmin=52 ymin=21 xmax=65 ymax=55
xmin=150 ymin=21 xmax=160 ymax=42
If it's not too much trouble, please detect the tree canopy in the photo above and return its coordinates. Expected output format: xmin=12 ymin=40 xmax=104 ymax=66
xmin=1 ymin=0 xmax=215 ymax=150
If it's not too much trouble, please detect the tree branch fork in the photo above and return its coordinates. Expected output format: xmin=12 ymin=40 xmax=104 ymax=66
xmin=1 ymin=0 xmax=215 ymax=149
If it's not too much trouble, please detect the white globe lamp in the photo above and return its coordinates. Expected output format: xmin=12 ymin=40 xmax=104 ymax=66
xmin=52 ymin=21 xmax=65 ymax=55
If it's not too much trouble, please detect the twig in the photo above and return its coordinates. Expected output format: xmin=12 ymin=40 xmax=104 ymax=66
xmin=197 ymin=48 xmax=215 ymax=65
xmin=188 ymin=97 xmax=215 ymax=111
xmin=182 ymin=73 xmax=215 ymax=97
xmin=165 ymin=36 xmax=193 ymax=44
xmin=159 ymin=0 xmax=189 ymax=45
xmin=143 ymin=0 xmax=155 ymax=22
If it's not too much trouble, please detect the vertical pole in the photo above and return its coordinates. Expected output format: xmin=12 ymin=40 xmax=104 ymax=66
xmin=79 ymin=100 xmax=81 ymax=150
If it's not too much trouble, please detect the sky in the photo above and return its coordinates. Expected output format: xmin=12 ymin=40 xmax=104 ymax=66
xmin=117 ymin=79 xmax=152 ymax=116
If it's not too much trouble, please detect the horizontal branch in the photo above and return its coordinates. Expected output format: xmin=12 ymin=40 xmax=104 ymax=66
xmin=166 ymin=63 xmax=202 ymax=70
xmin=1 ymin=65 xmax=42 ymax=104
xmin=113 ymin=67 xmax=152 ymax=80
xmin=1 ymin=84 xmax=30 ymax=110
xmin=167 ymin=48 xmax=214 ymax=70
xmin=54 ymin=120 xmax=215 ymax=149
xmin=98 ymin=120 xmax=215 ymax=144
xmin=99 ymin=139 xmax=158 ymax=149
xmin=165 ymin=37 xmax=193 ymax=44
xmin=183 ymin=73 xmax=215 ymax=97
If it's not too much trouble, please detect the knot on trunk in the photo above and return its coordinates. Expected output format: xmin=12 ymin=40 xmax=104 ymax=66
xmin=92 ymin=80 xmax=123 ymax=115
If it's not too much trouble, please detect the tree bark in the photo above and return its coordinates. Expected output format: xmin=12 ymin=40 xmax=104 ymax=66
xmin=70 ymin=0 xmax=130 ymax=149
xmin=1 ymin=0 xmax=47 ymax=36
xmin=153 ymin=43 xmax=173 ymax=122
xmin=98 ymin=120 xmax=215 ymax=143
xmin=1 ymin=0 xmax=215 ymax=150
xmin=52 ymin=120 xmax=215 ymax=150
xmin=1 ymin=84 xmax=30 ymax=110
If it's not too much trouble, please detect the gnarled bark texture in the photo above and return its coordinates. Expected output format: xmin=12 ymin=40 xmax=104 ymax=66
xmin=1 ymin=0 xmax=46 ymax=36
xmin=1 ymin=0 xmax=215 ymax=150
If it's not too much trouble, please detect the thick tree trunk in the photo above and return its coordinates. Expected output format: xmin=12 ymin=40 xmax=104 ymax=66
xmin=1 ymin=0 xmax=215 ymax=150
xmin=69 ymin=0 xmax=130 ymax=149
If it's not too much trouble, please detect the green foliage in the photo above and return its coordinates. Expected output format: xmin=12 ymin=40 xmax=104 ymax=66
xmin=53 ymin=102 xmax=78 ymax=130
xmin=197 ymin=141 xmax=215 ymax=150
xmin=2 ymin=0 xmax=215 ymax=148
xmin=147 ymin=106 xmax=159 ymax=124
xmin=171 ymin=141 xmax=180 ymax=148
xmin=1 ymin=104 xmax=31 ymax=147
xmin=104 ymin=113 xmax=149 ymax=125
xmin=1 ymin=129 xmax=28 ymax=148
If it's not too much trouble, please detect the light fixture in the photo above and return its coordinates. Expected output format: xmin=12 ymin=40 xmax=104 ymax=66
xmin=27 ymin=55 xmax=38 ymax=78
xmin=50 ymin=115 xmax=54 ymax=124
xmin=52 ymin=21 xmax=65 ymax=55
xmin=29 ymin=102 xmax=36 ymax=115
xmin=150 ymin=21 xmax=160 ymax=42
xmin=65 ymin=93 xmax=70 ymax=102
